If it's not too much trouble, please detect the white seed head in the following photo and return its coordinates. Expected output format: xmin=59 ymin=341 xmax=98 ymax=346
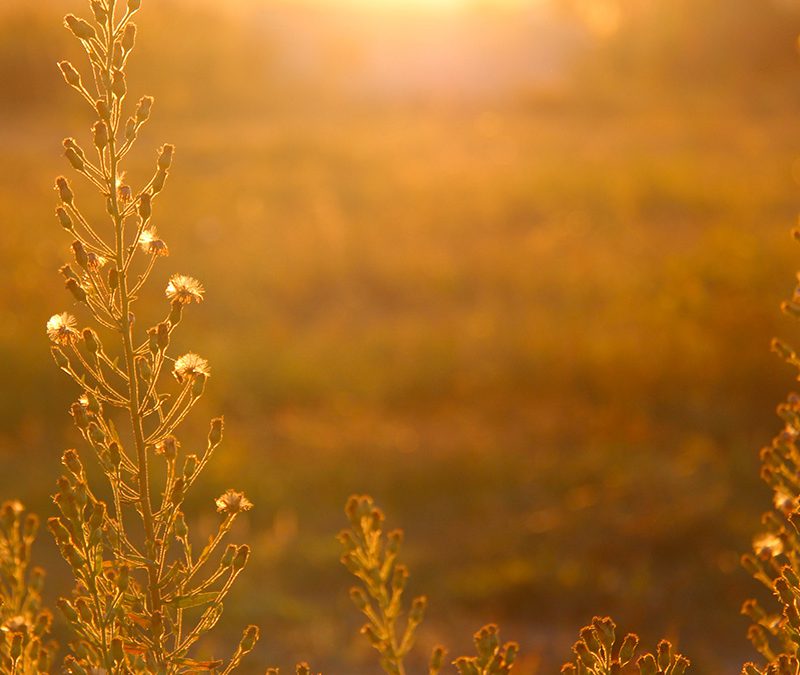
xmin=138 ymin=228 xmax=169 ymax=256
xmin=166 ymin=274 xmax=204 ymax=305
xmin=215 ymin=489 xmax=253 ymax=515
xmin=46 ymin=313 xmax=79 ymax=345
xmin=753 ymin=532 xmax=784 ymax=558
xmin=173 ymin=353 xmax=210 ymax=382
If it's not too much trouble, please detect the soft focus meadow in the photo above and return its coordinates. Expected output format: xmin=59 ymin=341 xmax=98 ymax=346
xmin=2 ymin=0 xmax=800 ymax=672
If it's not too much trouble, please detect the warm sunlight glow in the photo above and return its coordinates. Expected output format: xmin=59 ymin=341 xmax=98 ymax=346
xmin=304 ymin=0 xmax=539 ymax=10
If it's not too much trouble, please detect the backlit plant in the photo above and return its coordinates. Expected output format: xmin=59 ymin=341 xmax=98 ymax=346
xmin=0 ymin=500 xmax=55 ymax=674
xmin=46 ymin=0 xmax=258 ymax=671
xmin=7 ymin=0 xmax=800 ymax=674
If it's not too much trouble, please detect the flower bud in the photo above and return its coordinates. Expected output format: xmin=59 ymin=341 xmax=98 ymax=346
xmin=10 ymin=632 xmax=23 ymax=661
xmin=233 ymin=544 xmax=250 ymax=571
xmin=182 ymin=454 xmax=197 ymax=478
xmin=89 ymin=501 xmax=105 ymax=530
xmin=56 ymin=207 xmax=73 ymax=230
xmin=57 ymin=598 xmax=79 ymax=623
xmin=36 ymin=646 xmax=52 ymax=672
xmin=174 ymin=511 xmax=188 ymax=539
xmin=125 ymin=117 xmax=137 ymax=142
xmin=108 ymin=267 xmax=119 ymax=290
xmin=47 ymin=517 xmax=71 ymax=546
xmin=108 ymin=441 xmax=121 ymax=467
xmin=65 ymin=146 xmax=85 ymax=171
xmin=111 ymin=69 xmax=126 ymax=98
xmin=64 ymin=15 xmax=95 ymax=40
xmin=169 ymin=300 xmax=183 ymax=326
xmin=221 ymin=543 xmax=236 ymax=568
xmin=349 ymin=587 xmax=368 ymax=610
xmin=619 ymin=633 xmax=638 ymax=665
xmin=122 ymin=23 xmax=136 ymax=52
xmin=91 ymin=1 xmax=107 ymax=24
xmin=152 ymin=168 xmax=167 ymax=193
xmin=73 ymin=480 xmax=88 ymax=508
xmin=361 ymin=625 xmax=383 ymax=648
xmin=136 ymin=96 xmax=153 ymax=123
xmin=783 ymin=301 xmax=800 ymax=320
xmin=117 ymin=565 xmax=129 ymax=592
xmin=63 ymin=449 xmax=83 ymax=476
xmin=137 ymin=356 xmax=152 ymax=382
xmin=147 ymin=327 xmax=158 ymax=354
xmin=58 ymin=61 xmax=81 ymax=87
xmin=387 ymin=529 xmax=403 ymax=556
xmin=430 ymin=646 xmax=446 ymax=672
xmin=82 ymin=328 xmax=100 ymax=354
xmin=95 ymin=98 xmax=109 ymax=119
xmin=138 ymin=192 xmax=151 ymax=219
xmin=239 ymin=625 xmax=259 ymax=654
xmin=88 ymin=421 xmax=106 ymax=445
xmin=112 ymin=43 xmax=124 ymax=69
xmin=391 ymin=564 xmax=408 ymax=592
xmin=65 ymin=278 xmax=87 ymax=303
xmin=157 ymin=321 xmax=170 ymax=349
xmin=170 ymin=477 xmax=185 ymax=505
xmin=128 ymin=0 xmax=142 ymax=10
xmin=71 ymin=241 xmax=88 ymax=268
xmin=33 ymin=606 xmax=50 ymax=633
xmin=158 ymin=144 xmax=174 ymax=170
xmin=56 ymin=176 xmax=74 ymax=204
xmin=191 ymin=372 xmax=206 ymax=398
xmin=70 ymin=402 xmax=89 ymax=429
xmin=75 ymin=597 xmax=93 ymax=623
xmin=24 ymin=513 xmax=39 ymax=540
xmin=92 ymin=120 xmax=109 ymax=148
xmin=209 ymin=417 xmax=224 ymax=447
xmin=156 ymin=435 xmax=178 ymax=459
xmin=409 ymin=595 xmax=427 ymax=623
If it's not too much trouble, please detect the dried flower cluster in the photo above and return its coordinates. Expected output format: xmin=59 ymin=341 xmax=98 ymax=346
xmin=736 ymin=264 xmax=800 ymax=675
xmin=7 ymin=0 xmax=800 ymax=674
xmin=340 ymin=495 xmax=521 ymax=675
xmin=0 ymin=501 xmax=55 ymax=674
xmin=560 ymin=617 xmax=688 ymax=675
xmin=46 ymin=0 xmax=258 ymax=671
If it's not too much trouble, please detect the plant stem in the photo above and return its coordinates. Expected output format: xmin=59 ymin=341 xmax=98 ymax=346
xmin=103 ymin=0 xmax=162 ymax=639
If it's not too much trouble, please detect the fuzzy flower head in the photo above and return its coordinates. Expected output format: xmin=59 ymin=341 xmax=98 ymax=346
xmin=166 ymin=274 xmax=204 ymax=305
xmin=173 ymin=353 xmax=210 ymax=383
xmin=215 ymin=489 xmax=253 ymax=515
xmin=774 ymin=487 xmax=797 ymax=515
xmin=47 ymin=313 xmax=79 ymax=345
xmin=753 ymin=532 xmax=784 ymax=559
xmin=2 ymin=615 xmax=28 ymax=633
xmin=138 ymin=228 xmax=169 ymax=257
xmin=86 ymin=251 xmax=107 ymax=270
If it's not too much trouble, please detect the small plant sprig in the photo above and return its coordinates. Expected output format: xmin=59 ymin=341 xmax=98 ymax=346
xmin=339 ymin=495 xmax=433 ymax=675
xmin=452 ymin=624 xmax=518 ymax=675
xmin=738 ymin=266 xmax=800 ymax=673
xmin=560 ymin=617 xmax=688 ymax=675
xmin=266 ymin=663 xmax=320 ymax=675
xmin=48 ymin=1 xmax=258 ymax=672
xmin=733 ymin=230 xmax=800 ymax=675
xmin=339 ymin=495 xmax=518 ymax=675
xmin=0 ymin=501 xmax=55 ymax=674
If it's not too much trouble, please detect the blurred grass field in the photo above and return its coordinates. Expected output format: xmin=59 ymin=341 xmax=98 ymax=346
xmin=3 ymin=0 xmax=800 ymax=672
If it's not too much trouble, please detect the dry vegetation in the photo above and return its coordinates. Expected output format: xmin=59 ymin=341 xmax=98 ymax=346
xmin=2 ymin=0 xmax=800 ymax=673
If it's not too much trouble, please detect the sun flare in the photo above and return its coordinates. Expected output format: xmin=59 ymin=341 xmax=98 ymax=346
xmin=301 ymin=0 xmax=538 ymax=10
